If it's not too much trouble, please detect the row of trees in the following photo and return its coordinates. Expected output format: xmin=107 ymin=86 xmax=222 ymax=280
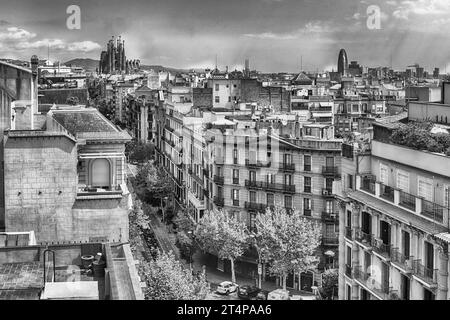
xmin=194 ymin=207 xmax=322 ymax=291
xmin=126 ymin=140 xmax=155 ymax=164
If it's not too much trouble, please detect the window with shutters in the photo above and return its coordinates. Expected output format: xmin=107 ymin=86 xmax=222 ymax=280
xmin=445 ymin=185 xmax=450 ymax=208
xmin=380 ymin=163 xmax=388 ymax=184
xmin=249 ymin=191 xmax=256 ymax=203
xmin=267 ymin=193 xmax=274 ymax=206
xmin=285 ymin=195 xmax=292 ymax=209
xmin=304 ymin=155 xmax=311 ymax=171
xmin=396 ymin=170 xmax=409 ymax=192
xmin=304 ymin=177 xmax=311 ymax=193
xmin=417 ymin=176 xmax=433 ymax=201
xmin=304 ymin=198 xmax=311 ymax=210
xmin=325 ymin=200 xmax=333 ymax=213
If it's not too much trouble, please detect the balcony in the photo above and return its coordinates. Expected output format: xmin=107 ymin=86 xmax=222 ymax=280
xmin=391 ymin=248 xmax=413 ymax=273
xmin=354 ymin=229 xmax=372 ymax=246
xmin=361 ymin=176 xmax=376 ymax=194
xmin=345 ymin=264 xmax=352 ymax=278
xmin=245 ymin=159 xmax=271 ymax=169
xmin=245 ymin=202 xmax=267 ymax=212
xmin=399 ymin=190 xmax=416 ymax=211
xmin=76 ymin=185 xmax=123 ymax=200
xmin=421 ymin=199 xmax=444 ymax=224
xmin=203 ymin=168 xmax=210 ymax=177
xmin=322 ymin=235 xmax=338 ymax=246
xmin=322 ymin=188 xmax=333 ymax=197
xmin=353 ymin=265 xmax=391 ymax=300
xmin=356 ymin=176 xmax=448 ymax=226
xmin=303 ymin=209 xmax=312 ymax=217
xmin=214 ymin=175 xmax=224 ymax=185
xmin=322 ymin=166 xmax=340 ymax=177
xmin=232 ymin=177 xmax=240 ymax=185
xmin=213 ymin=196 xmax=224 ymax=207
xmin=232 ymin=199 xmax=240 ymax=207
xmin=245 ymin=180 xmax=264 ymax=189
xmin=264 ymin=182 xmax=296 ymax=194
xmin=371 ymin=238 xmax=391 ymax=259
xmin=278 ymin=163 xmax=296 ymax=172
xmin=379 ymin=183 xmax=395 ymax=203
xmin=345 ymin=226 xmax=352 ymax=240
xmin=412 ymin=260 xmax=438 ymax=287
xmin=321 ymin=211 xmax=338 ymax=222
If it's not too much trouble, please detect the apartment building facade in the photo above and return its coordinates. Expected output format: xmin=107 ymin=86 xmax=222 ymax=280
xmin=203 ymin=120 xmax=343 ymax=291
xmin=337 ymin=120 xmax=450 ymax=300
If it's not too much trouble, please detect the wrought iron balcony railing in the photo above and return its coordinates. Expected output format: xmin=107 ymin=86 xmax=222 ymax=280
xmin=412 ymin=260 xmax=438 ymax=286
xmin=213 ymin=175 xmax=224 ymax=185
xmin=371 ymin=238 xmax=392 ymax=258
xmin=355 ymin=229 xmax=372 ymax=245
xmin=321 ymin=211 xmax=339 ymax=222
xmin=245 ymin=202 xmax=267 ymax=212
xmin=213 ymin=196 xmax=224 ymax=207
xmin=345 ymin=226 xmax=353 ymax=240
xmin=361 ymin=176 xmax=376 ymax=194
xmin=379 ymin=183 xmax=395 ymax=203
xmin=322 ymin=166 xmax=340 ymax=177
xmin=391 ymin=248 xmax=413 ymax=272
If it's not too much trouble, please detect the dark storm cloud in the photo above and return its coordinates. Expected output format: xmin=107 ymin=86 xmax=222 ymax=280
xmin=1 ymin=0 xmax=450 ymax=72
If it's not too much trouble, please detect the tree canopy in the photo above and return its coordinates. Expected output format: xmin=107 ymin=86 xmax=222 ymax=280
xmin=194 ymin=209 xmax=249 ymax=283
xmin=254 ymin=206 xmax=322 ymax=290
xmin=140 ymin=251 xmax=209 ymax=300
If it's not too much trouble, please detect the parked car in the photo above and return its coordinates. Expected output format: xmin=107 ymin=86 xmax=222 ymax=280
xmin=238 ymin=285 xmax=260 ymax=299
xmin=255 ymin=290 xmax=269 ymax=300
xmin=216 ymin=281 xmax=238 ymax=295
xmin=267 ymin=289 xmax=290 ymax=300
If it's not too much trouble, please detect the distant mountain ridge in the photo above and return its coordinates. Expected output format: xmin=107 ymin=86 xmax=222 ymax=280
xmin=64 ymin=58 xmax=202 ymax=74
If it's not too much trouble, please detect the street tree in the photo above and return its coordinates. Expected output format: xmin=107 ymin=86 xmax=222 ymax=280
xmin=135 ymin=160 xmax=174 ymax=206
xmin=141 ymin=251 xmax=209 ymax=300
xmin=255 ymin=206 xmax=322 ymax=290
xmin=194 ymin=209 xmax=249 ymax=283
xmin=320 ymin=268 xmax=338 ymax=300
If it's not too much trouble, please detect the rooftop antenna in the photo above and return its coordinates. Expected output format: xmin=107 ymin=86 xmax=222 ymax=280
xmin=215 ymin=54 xmax=218 ymax=71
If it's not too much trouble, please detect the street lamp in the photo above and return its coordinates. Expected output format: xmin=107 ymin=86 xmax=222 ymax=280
xmin=187 ymin=230 xmax=193 ymax=271
xmin=161 ymin=196 xmax=169 ymax=223
xmin=249 ymin=234 xmax=263 ymax=289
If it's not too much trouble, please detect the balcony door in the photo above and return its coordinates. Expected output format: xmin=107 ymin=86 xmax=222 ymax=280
xmin=425 ymin=241 xmax=434 ymax=270
xmin=401 ymin=274 xmax=410 ymax=300
xmin=249 ymin=191 xmax=256 ymax=204
xmin=361 ymin=211 xmax=372 ymax=235
xmin=380 ymin=220 xmax=391 ymax=245
xmin=381 ymin=262 xmax=390 ymax=292
xmin=402 ymin=231 xmax=410 ymax=258
xmin=249 ymin=170 xmax=256 ymax=182
xmin=284 ymin=174 xmax=293 ymax=186
xmin=325 ymin=156 xmax=334 ymax=168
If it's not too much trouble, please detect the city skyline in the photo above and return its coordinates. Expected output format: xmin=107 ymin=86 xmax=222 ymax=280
xmin=2 ymin=0 xmax=450 ymax=72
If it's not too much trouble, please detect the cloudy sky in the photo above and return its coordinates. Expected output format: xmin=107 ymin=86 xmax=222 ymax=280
xmin=1 ymin=0 xmax=450 ymax=72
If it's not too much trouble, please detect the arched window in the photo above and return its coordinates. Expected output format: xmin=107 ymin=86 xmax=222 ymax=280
xmin=91 ymin=158 xmax=110 ymax=189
